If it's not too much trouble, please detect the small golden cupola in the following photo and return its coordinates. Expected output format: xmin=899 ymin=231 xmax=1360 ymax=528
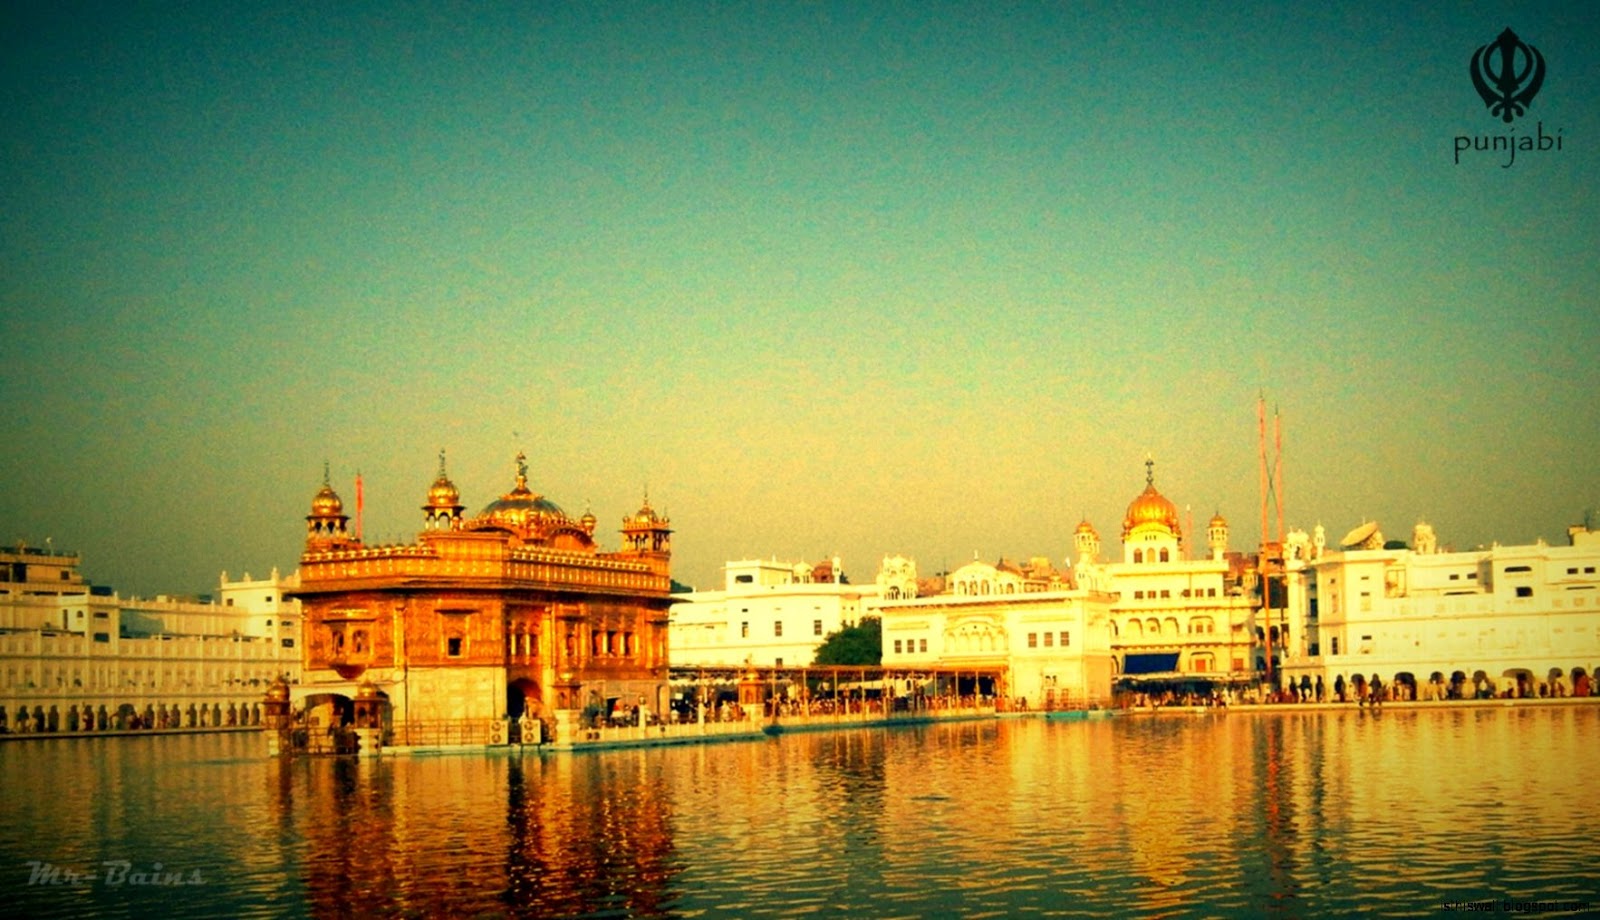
xmin=1206 ymin=511 xmax=1230 ymax=560
xmin=422 ymin=449 xmax=465 ymax=531
xmin=305 ymin=461 xmax=357 ymax=552
xmin=1073 ymin=516 xmax=1101 ymax=562
xmin=621 ymin=490 xmax=672 ymax=557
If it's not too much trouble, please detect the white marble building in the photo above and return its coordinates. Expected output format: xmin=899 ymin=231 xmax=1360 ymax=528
xmin=1291 ymin=521 xmax=1600 ymax=699
xmin=876 ymin=555 xmax=1115 ymax=707
xmin=0 ymin=542 xmax=301 ymax=731
xmin=669 ymin=557 xmax=877 ymax=668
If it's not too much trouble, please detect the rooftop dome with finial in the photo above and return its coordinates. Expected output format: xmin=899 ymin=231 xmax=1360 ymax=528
xmin=310 ymin=461 xmax=343 ymax=516
xmin=1209 ymin=511 xmax=1228 ymax=529
xmin=469 ymin=452 xmax=580 ymax=544
xmin=1122 ymin=457 xmax=1182 ymax=539
xmin=627 ymin=495 xmax=665 ymax=528
xmin=1075 ymin=518 xmax=1099 ymax=537
xmin=425 ymin=448 xmax=461 ymax=509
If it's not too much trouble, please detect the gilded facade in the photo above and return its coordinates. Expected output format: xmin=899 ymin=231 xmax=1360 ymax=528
xmin=289 ymin=453 xmax=672 ymax=745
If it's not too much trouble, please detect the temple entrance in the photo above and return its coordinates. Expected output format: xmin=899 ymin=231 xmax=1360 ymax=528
xmin=507 ymin=678 xmax=543 ymax=744
xmin=300 ymin=693 xmax=356 ymax=754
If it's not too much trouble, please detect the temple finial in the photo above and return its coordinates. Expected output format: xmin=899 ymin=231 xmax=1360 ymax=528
xmin=1144 ymin=454 xmax=1155 ymax=487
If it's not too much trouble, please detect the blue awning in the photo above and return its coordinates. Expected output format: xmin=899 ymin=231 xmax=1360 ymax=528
xmin=1122 ymin=652 xmax=1181 ymax=675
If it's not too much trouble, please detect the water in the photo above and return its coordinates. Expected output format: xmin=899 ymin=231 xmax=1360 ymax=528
xmin=3 ymin=707 xmax=1597 ymax=918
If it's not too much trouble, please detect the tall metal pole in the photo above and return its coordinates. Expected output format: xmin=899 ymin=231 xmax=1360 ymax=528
xmin=1258 ymin=395 xmax=1274 ymax=693
xmin=1275 ymin=407 xmax=1287 ymax=671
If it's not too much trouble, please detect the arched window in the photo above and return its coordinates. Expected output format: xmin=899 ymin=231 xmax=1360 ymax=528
xmin=1159 ymin=548 xmax=1170 ymax=563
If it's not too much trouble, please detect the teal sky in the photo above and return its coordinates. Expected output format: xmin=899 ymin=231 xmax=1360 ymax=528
xmin=3 ymin=1 xmax=1596 ymax=596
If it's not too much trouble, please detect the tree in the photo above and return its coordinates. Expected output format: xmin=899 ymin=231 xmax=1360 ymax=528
xmin=812 ymin=617 xmax=881 ymax=666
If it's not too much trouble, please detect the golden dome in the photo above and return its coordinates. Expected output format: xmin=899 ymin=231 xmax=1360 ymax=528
xmin=1075 ymin=518 xmax=1098 ymax=536
xmin=309 ymin=461 xmax=344 ymax=516
xmin=625 ymin=497 xmax=667 ymax=528
xmin=1121 ymin=459 xmax=1181 ymax=538
xmin=470 ymin=452 xmax=573 ymax=539
xmin=310 ymin=484 xmax=343 ymax=516
xmin=425 ymin=449 xmax=461 ymax=509
xmin=427 ymin=477 xmax=460 ymax=507
xmin=1209 ymin=512 xmax=1228 ymax=529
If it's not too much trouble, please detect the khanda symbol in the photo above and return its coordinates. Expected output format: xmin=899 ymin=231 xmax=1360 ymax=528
xmin=1471 ymin=28 xmax=1545 ymax=123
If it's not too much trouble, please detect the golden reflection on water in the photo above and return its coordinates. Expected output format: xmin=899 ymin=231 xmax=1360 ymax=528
xmin=3 ymin=706 xmax=1598 ymax=918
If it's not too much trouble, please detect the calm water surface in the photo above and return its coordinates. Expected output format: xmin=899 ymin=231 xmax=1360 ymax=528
xmin=2 ymin=707 xmax=1597 ymax=918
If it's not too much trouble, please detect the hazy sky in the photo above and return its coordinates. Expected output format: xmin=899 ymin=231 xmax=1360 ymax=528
xmin=3 ymin=1 xmax=1596 ymax=597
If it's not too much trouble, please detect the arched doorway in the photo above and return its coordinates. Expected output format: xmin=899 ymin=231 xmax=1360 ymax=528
xmin=1392 ymin=672 xmax=1418 ymax=702
xmin=507 ymin=678 xmax=543 ymax=743
xmin=301 ymin=693 xmax=354 ymax=753
xmin=1546 ymin=667 xmax=1566 ymax=697
xmin=1501 ymin=668 xmax=1534 ymax=699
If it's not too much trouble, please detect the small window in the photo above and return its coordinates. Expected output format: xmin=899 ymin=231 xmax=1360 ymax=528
xmin=741 ymin=622 xmax=749 ymax=638
xmin=1060 ymin=631 xmax=1069 ymax=647
xmin=894 ymin=639 xmax=903 ymax=654
xmin=93 ymin=632 xmax=110 ymax=643
xmin=1043 ymin=632 xmax=1053 ymax=647
xmin=774 ymin=621 xmax=784 ymax=637
xmin=813 ymin=619 xmax=823 ymax=636
xmin=920 ymin=639 xmax=928 ymax=653
xmin=1505 ymin=565 xmax=1532 ymax=574
xmin=1027 ymin=632 xmax=1037 ymax=648
xmin=281 ymin=638 xmax=296 ymax=648
xmin=1586 ymin=567 xmax=1596 ymax=574
xmin=1515 ymin=586 xmax=1533 ymax=598
xmin=447 ymin=637 xmax=463 ymax=656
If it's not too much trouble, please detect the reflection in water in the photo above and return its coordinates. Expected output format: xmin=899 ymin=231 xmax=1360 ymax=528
xmin=3 ymin=707 xmax=1599 ymax=917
